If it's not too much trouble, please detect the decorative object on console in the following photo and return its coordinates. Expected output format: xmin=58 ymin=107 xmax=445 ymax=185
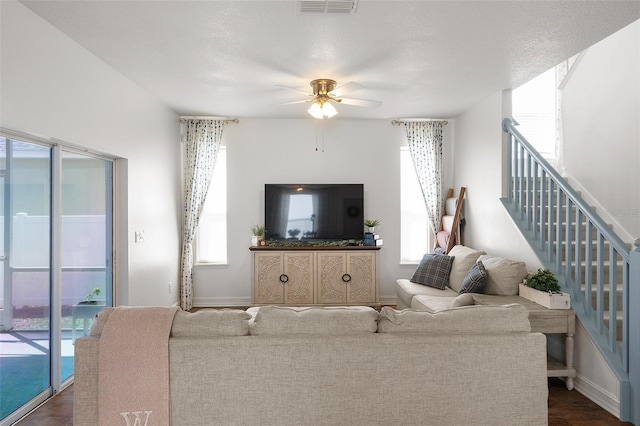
xmin=520 ymin=268 xmax=570 ymax=309
xmin=364 ymin=218 xmax=380 ymax=233
xmin=410 ymin=253 xmax=455 ymax=290
xmin=264 ymin=239 xmax=362 ymax=247
xmin=251 ymin=224 xmax=266 ymax=246
xmin=363 ymin=232 xmax=376 ymax=246
xmin=364 ymin=219 xmax=382 ymax=246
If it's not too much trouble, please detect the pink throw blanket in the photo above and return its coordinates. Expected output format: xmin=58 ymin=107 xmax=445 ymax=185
xmin=98 ymin=306 xmax=178 ymax=426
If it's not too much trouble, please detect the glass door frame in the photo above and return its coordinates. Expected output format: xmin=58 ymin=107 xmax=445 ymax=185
xmin=0 ymin=129 xmax=116 ymax=425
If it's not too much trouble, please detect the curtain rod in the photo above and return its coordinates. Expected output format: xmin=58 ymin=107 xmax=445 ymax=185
xmin=391 ymin=119 xmax=448 ymax=126
xmin=179 ymin=116 xmax=239 ymax=124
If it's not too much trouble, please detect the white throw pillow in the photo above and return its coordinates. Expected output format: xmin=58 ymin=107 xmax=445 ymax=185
xmin=447 ymin=245 xmax=485 ymax=292
xmin=478 ymin=254 xmax=529 ymax=295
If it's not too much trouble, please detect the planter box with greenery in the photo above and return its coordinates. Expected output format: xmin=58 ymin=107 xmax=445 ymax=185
xmin=519 ymin=269 xmax=570 ymax=309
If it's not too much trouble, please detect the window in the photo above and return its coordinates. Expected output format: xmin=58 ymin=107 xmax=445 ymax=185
xmin=196 ymin=146 xmax=227 ymax=264
xmin=512 ymin=67 xmax=557 ymax=161
xmin=400 ymin=147 xmax=431 ymax=263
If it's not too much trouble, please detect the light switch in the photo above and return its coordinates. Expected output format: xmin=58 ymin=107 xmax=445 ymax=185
xmin=134 ymin=231 xmax=144 ymax=243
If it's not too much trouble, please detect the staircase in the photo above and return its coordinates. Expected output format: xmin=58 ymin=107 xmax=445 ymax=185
xmin=501 ymin=118 xmax=640 ymax=424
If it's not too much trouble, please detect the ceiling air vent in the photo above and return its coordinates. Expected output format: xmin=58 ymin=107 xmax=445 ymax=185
xmin=297 ymin=0 xmax=359 ymax=14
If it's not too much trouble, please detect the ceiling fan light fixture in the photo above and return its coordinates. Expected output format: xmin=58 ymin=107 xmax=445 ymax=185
xmin=308 ymin=100 xmax=338 ymax=119
xmin=322 ymin=101 xmax=338 ymax=117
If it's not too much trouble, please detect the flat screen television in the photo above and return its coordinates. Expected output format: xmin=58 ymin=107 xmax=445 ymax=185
xmin=264 ymin=184 xmax=364 ymax=241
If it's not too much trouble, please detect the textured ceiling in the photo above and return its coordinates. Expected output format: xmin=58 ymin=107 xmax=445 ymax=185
xmin=20 ymin=1 xmax=640 ymax=119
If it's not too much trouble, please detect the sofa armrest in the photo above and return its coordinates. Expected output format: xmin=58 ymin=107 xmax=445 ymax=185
xmin=73 ymin=336 xmax=100 ymax=426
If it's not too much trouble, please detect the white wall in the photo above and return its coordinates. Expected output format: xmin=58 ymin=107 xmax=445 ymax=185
xmin=0 ymin=2 xmax=182 ymax=306
xmin=562 ymin=20 xmax=640 ymax=241
xmin=557 ymin=20 xmax=640 ymax=418
xmin=451 ymin=92 xmax=542 ymax=269
xmin=192 ymin=118 xmax=453 ymax=306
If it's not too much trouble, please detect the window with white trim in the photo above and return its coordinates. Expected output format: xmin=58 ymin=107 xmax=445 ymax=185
xmin=513 ymin=67 xmax=557 ymax=161
xmin=196 ymin=146 xmax=227 ymax=264
xmin=400 ymin=147 xmax=432 ymax=263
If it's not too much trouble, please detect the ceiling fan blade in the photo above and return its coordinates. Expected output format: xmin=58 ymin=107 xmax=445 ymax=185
xmin=275 ymin=84 xmax=311 ymax=96
xmin=276 ymin=99 xmax=312 ymax=106
xmin=331 ymin=81 xmax=363 ymax=97
xmin=339 ymin=97 xmax=382 ymax=108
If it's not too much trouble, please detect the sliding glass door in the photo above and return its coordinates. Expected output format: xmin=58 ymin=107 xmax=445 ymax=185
xmin=60 ymin=150 xmax=113 ymax=382
xmin=0 ymin=138 xmax=52 ymax=421
xmin=0 ymin=136 xmax=114 ymax=423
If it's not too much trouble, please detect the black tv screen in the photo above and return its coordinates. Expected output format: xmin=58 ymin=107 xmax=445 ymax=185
xmin=265 ymin=184 xmax=364 ymax=241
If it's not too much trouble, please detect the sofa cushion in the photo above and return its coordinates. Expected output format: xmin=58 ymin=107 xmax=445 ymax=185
xmin=89 ymin=307 xmax=114 ymax=336
xmin=478 ymin=254 xmax=529 ymax=295
xmin=377 ymin=304 xmax=531 ymax=334
xmin=459 ymin=260 xmax=488 ymax=294
xmin=171 ymin=309 xmax=252 ymax=337
xmin=410 ymin=253 xmax=455 ymax=290
xmin=250 ymin=306 xmax=378 ymax=335
xmin=451 ymin=293 xmax=476 ymax=307
xmin=447 ymin=245 xmax=485 ymax=292
xmin=396 ymin=278 xmax=458 ymax=309
xmin=410 ymin=295 xmax=458 ymax=312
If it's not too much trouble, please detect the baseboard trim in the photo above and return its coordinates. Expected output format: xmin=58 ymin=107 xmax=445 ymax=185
xmin=573 ymin=374 xmax=621 ymax=419
xmin=193 ymin=296 xmax=251 ymax=307
xmin=379 ymin=295 xmax=397 ymax=306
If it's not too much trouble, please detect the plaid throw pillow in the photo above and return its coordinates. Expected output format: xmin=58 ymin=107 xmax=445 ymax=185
xmin=410 ymin=254 xmax=455 ymax=289
xmin=459 ymin=260 xmax=488 ymax=294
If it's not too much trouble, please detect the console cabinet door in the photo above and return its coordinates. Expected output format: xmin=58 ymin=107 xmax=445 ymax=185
xmin=283 ymin=252 xmax=314 ymax=304
xmin=345 ymin=252 xmax=376 ymax=304
xmin=254 ymin=252 xmax=285 ymax=304
xmin=317 ymin=252 xmax=348 ymax=304
xmin=316 ymin=251 xmax=377 ymax=305
xmin=253 ymin=252 xmax=314 ymax=305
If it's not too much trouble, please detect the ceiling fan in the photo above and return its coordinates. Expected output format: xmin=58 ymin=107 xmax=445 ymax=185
xmin=279 ymin=79 xmax=382 ymax=119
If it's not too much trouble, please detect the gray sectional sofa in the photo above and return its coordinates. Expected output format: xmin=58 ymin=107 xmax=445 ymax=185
xmin=74 ymin=304 xmax=549 ymax=425
xmin=396 ymin=245 xmax=530 ymax=311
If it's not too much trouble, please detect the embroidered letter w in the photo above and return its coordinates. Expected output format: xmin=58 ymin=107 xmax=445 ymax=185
xmin=120 ymin=411 xmax=153 ymax=426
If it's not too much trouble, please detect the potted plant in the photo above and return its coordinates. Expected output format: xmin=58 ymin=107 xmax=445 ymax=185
xmin=364 ymin=219 xmax=380 ymax=233
xmin=81 ymin=287 xmax=101 ymax=305
xmin=251 ymin=224 xmax=266 ymax=246
xmin=519 ymin=268 xmax=570 ymax=309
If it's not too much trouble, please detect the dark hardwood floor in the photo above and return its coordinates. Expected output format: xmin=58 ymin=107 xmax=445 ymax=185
xmin=14 ymin=378 xmax=632 ymax=425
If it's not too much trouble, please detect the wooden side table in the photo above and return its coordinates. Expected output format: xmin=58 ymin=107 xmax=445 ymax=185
xmin=473 ymin=294 xmax=576 ymax=390
xmin=72 ymin=302 xmax=105 ymax=342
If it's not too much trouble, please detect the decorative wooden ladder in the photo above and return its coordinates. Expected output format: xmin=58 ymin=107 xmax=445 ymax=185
xmin=436 ymin=187 xmax=466 ymax=254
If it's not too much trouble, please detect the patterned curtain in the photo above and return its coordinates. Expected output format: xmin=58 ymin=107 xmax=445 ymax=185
xmin=180 ymin=119 xmax=225 ymax=310
xmin=402 ymin=121 xmax=444 ymax=236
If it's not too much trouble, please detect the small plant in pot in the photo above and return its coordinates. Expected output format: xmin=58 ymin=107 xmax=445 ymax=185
xmin=251 ymin=225 xmax=266 ymax=246
xmin=82 ymin=287 xmax=101 ymax=304
xmin=524 ymin=268 xmax=560 ymax=293
xmin=364 ymin=219 xmax=380 ymax=233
